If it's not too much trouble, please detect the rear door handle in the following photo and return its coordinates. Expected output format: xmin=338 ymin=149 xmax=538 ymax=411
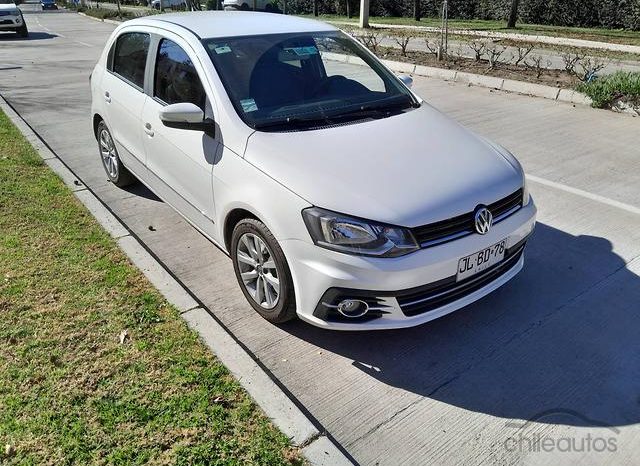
xmin=144 ymin=122 xmax=154 ymax=137
xmin=104 ymin=91 xmax=111 ymax=103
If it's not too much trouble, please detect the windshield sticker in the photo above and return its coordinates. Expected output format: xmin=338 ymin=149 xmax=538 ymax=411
xmin=214 ymin=45 xmax=232 ymax=54
xmin=283 ymin=46 xmax=319 ymax=57
xmin=240 ymin=98 xmax=258 ymax=113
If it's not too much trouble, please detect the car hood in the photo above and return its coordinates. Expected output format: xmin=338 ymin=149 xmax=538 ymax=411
xmin=244 ymin=104 xmax=523 ymax=228
xmin=0 ymin=3 xmax=18 ymax=11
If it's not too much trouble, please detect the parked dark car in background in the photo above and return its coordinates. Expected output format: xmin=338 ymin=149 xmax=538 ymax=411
xmin=41 ymin=0 xmax=57 ymax=9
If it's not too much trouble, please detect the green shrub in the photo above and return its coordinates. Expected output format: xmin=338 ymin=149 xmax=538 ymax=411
xmin=576 ymin=71 xmax=640 ymax=107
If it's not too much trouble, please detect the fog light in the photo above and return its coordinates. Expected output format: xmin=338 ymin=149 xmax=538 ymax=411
xmin=337 ymin=299 xmax=369 ymax=318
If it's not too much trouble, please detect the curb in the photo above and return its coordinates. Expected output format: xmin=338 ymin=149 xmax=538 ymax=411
xmin=0 ymin=95 xmax=354 ymax=466
xmin=77 ymin=11 xmax=124 ymax=25
xmin=380 ymin=58 xmax=593 ymax=106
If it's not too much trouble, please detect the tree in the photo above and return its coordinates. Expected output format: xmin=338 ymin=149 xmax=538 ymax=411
xmin=507 ymin=0 xmax=520 ymax=28
xmin=313 ymin=0 xmax=318 ymax=16
xmin=413 ymin=0 xmax=421 ymax=21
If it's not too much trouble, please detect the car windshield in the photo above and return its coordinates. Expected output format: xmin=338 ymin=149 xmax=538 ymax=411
xmin=202 ymin=31 xmax=418 ymax=131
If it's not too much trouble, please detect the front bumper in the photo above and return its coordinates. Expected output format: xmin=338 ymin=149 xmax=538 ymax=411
xmin=0 ymin=15 xmax=22 ymax=30
xmin=281 ymin=200 xmax=537 ymax=330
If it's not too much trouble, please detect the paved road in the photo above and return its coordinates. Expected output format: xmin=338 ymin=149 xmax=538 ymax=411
xmin=2 ymin=8 xmax=640 ymax=466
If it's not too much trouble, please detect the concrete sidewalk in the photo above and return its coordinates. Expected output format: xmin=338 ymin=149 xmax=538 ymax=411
xmin=2 ymin=9 xmax=640 ymax=466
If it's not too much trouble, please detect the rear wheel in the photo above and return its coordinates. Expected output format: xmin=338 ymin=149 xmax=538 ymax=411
xmin=97 ymin=121 xmax=135 ymax=187
xmin=239 ymin=2 xmax=249 ymax=9
xmin=231 ymin=219 xmax=297 ymax=323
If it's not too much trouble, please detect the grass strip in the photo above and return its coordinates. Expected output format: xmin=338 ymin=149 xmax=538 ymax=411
xmin=0 ymin=108 xmax=302 ymax=465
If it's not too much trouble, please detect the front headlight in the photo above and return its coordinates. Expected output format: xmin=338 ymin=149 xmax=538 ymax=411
xmin=302 ymin=207 xmax=419 ymax=257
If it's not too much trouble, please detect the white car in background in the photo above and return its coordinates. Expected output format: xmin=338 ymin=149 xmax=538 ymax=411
xmin=150 ymin=0 xmax=185 ymax=9
xmin=223 ymin=0 xmax=279 ymax=12
xmin=90 ymin=12 xmax=536 ymax=330
xmin=0 ymin=0 xmax=28 ymax=37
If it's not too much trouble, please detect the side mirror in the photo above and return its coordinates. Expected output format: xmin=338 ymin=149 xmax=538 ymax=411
xmin=398 ymin=74 xmax=414 ymax=89
xmin=159 ymin=102 xmax=215 ymax=137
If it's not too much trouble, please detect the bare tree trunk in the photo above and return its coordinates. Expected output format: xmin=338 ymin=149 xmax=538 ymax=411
xmin=346 ymin=0 xmax=351 ymax=18
xmin=116 ymin=0 xmax=122 ymax=19
xmin=413 ymin=0 xmax=420 ymax=21
xmin=507 ymin=0 xmax=520 ymax=28
xmin=313 ymin=0 xmax=318 ymax=16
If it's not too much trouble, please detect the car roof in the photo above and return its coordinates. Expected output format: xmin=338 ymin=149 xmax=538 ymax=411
xmin=129 ymin=11 xmax=337 ymax=39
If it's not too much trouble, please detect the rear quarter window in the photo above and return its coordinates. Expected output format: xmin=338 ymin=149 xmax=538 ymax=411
xmin=110 ymin=32 xmax=150 ymax=89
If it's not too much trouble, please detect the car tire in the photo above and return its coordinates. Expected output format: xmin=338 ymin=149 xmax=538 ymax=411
xmin=239 ymin=2 xmax=249 ymax=10
xmin=231 ymin=218 xmax=297 ymax=324
xmin=265 ymin=3 xmax=273 ymax=11
xmin=16 ymin=24 xmax=28 ymax=38
xmin=96 ymin=121 xmax=135 ymax=187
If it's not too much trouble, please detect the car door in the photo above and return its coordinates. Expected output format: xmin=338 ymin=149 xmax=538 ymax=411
xmin=141 ymin=35 xmax=219 ymax=236
xmin=102 ymin=31 xmax=150 ymax=175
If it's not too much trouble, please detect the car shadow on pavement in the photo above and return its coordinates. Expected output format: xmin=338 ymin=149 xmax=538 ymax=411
xmin=121 ymin=182 xmax=162 ymax=202
xmin=284 ymin=223 xmax=640 ymax=428
xmin=0 ymin=32 xmax=57 ymax=41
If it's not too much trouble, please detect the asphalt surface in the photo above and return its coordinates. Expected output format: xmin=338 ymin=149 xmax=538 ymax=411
xmin=2 ymin=7 xmax=640 ymax=466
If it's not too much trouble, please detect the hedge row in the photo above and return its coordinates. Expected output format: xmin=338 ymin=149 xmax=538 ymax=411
xmin=282 ymin=0 xmax=640 ymax=30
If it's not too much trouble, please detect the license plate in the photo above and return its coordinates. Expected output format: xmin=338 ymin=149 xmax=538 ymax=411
xmin=457 ymin=240 xmax=507 ymax=282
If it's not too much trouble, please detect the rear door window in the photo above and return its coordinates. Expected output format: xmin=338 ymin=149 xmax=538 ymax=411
xmin=111 ymin=32 xmax=150 ymax=89
xmin=154 ymin=39 xmax=206 ymax=110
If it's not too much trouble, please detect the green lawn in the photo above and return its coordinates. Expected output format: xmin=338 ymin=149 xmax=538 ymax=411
xmin=300 ymin=14 xmax=640 ymax=46
xmin=0 ymin=109 xmax=302 ymax=465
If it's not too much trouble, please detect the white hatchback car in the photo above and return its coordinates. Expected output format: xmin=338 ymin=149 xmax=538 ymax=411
xmin=90 ymin=12 xmax=536 ymax=330
xmin=0 ymin=0 xmax=28 ymax=37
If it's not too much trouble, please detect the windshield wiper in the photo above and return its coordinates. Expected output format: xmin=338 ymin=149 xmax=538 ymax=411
xmin=253 ymin=114 xmax=333 ymax=131
xmin=252 ymin=96 xmax=419 ymax=131
xmin=329 ymin=96 xmax=418 ymax=120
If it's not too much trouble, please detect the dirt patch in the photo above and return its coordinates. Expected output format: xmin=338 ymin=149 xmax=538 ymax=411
xmin=377 ymin=46 xmax=579 ymax=88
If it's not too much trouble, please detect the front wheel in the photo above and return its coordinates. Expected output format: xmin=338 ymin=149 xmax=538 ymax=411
xmin=96 ymin=121 xmax=135 ymax=187
xmin=16 ymin=24 xmax=28 ymax=38
xmin=231 ymin=219 xmax=297 ymax=323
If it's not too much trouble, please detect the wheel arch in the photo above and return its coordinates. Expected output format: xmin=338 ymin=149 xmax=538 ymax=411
xmin=223 ymin=208 xmax=259 ymax=253
xmin=93 ymin=113 xmax=104 ymax=140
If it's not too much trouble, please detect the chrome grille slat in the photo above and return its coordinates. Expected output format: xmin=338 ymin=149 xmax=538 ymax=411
xmin=412 ymin=189 xmax=523 ymax=248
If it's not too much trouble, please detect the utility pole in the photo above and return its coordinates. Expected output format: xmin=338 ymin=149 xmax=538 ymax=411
xmin=359 ymin=0 xmax=369 ymax=28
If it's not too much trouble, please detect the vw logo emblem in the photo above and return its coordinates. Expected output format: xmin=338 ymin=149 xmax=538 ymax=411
xmin=474 ymin=207 xmax=493 ymax=235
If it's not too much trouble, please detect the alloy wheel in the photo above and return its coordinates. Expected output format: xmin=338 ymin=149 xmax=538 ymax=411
xmin=99 ymin=128 xmax=118 ymax=179
xmin=235 ymin=233 xmax=280 ymax=310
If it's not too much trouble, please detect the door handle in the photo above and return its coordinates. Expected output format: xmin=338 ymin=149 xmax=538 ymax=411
xmin=104 ymin=91 xmax=111 ymax=103
xmin=144 ymin=122 xmax=154 ymax=137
